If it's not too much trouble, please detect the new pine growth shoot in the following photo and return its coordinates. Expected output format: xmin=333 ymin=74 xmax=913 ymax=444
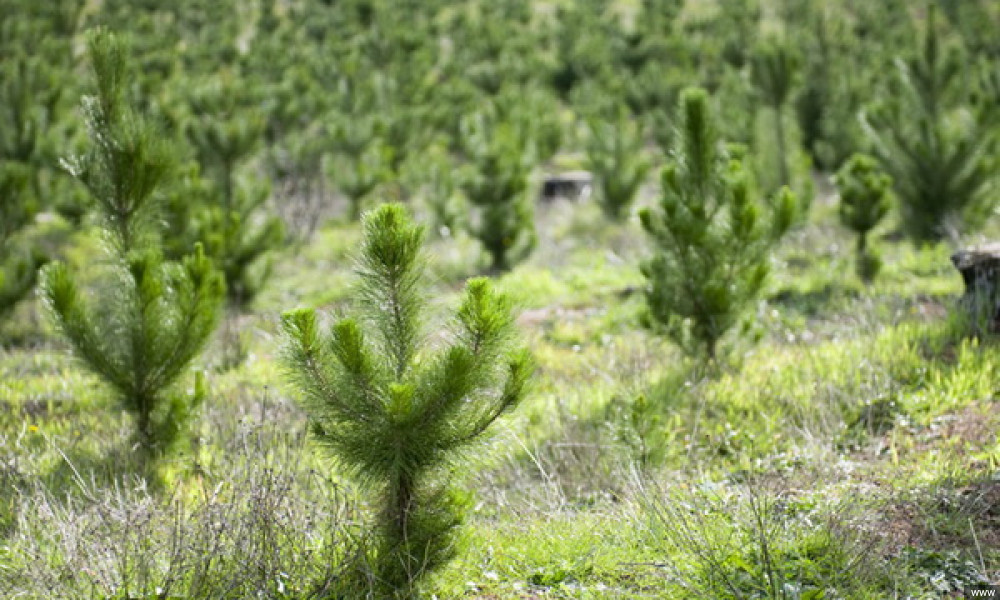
xmin=39 ymin=30 xmax=224 ymax=458
xmin=281 ymin=204 xmax=532 ymax=594
xmin=834 ymin=153 xmax=892 ymax=282
xmin=640 ymin=88 xmax=796 ymax=361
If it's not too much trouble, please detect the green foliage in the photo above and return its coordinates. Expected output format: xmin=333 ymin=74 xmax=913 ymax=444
xmin=281 ymin=204 xmax=532 ymax=594
xmin=326 ymin=136 xmax=392 ymax=222
xmin=861 ymin=5 xmax=997 ymax=242
xmin=640 ymin=88 xmax=796 ymax=360
xmin=793 ymin=9 xmax=864 ymax=170
xmin=584 ymin=110 xmax=651 ymax=221
xmin=39 ymin=30 xmax=224 ymax=457
xmin=834 ymin=153 xmax=892 ymax=282
xmin=750 ymin=36 xmax=800 ymax=189
xmin=459 ymin=115 xmax=536 ymax=271
xmin=0 ymin=162 xmax=43 ymax=316
xmin=408 ymin=144 xmax=465 ymax=237
xmin=168 ymin=75 xmax=285 ymax=307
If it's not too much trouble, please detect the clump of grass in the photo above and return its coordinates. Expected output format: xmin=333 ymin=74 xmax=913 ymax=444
xmin=0 ymin=416 xmax=358 ymax=600
xmin=638 ymin=475 xmax=898 ymax=599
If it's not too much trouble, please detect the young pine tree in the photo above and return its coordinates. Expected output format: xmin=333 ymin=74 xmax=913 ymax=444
xmin=459 ymin=116 xmax=536 ymax=271
xmin=584 ymin=109 xmax=651 ymax=221
xmin=861 ymin=5 xmax=996 ymax=242
xmin=39 ymin=31 xmax=224 ymax=458
xmin=750 ymin=36 xmax=800 ymax=190
xmin=176 ymin=75 xmax=285 ymax=307
xmin=640 ymin=88 xmax=796 ymax=361
xmin=281 ymin=204 xmax=532 ymax=594
xmin=834 ymin=154 xmax=892 ymax=283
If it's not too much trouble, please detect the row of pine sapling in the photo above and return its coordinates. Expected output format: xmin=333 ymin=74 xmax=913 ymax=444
xmin=11 ymin=3 xmax=1000 ymax=595
xmin=33 ymin=30 xmax=533 ymax=595
xmin=5 ymin=3 xmax=995 ymax=316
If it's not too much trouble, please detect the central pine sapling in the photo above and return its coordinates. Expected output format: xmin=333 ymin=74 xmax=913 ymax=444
xmin=39 ymin=31 xmax=224 ymax=458
xmin=834 ymin=154 xmax=892 ymax=283
xmin=585 ymin=109 xmax=651 ymax=220
xmin=640 ymin=88 xmax=796 ymax=361
xmin=281 ymin=204 xmax=532 ymax=593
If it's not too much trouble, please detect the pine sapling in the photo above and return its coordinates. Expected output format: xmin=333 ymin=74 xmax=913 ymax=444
xmin=834 ymin=154 xmax=892 ymax=283
xmin=750 ymin=36 xmax=800 ymax=190
xmin=459 ymin=116 xmax=536 ymax=271
xmin=281 ymin=204 xmax=532 ymax=594
xmin=39 ymin=31 xmax=224 ymax=459
xmin=177 ymin=76 xmax=285 ymax=307
xmin=640 ymin=88 xmax=796 ymax=361
xmin=585 ymin=109 xmax=651 ymax=221
xmin=860 ymin=5 xmax=996 ymax=242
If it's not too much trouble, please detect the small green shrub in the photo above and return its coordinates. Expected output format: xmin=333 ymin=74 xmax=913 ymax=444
xmin=585 ymin=109 xmax=651 ymax=221
xmin=750 ymin=36 xmax=800 ymax=189
xmin=640 ymin=87 xmax=796 ymax=361
xmin=281 ymin=204 xmax=532 ymax=594
xmin=459 ymin=116 xmax=536 ymax=271
xmin=834 ymin=153 xmax=892 ymax=283
xmin=171 ymin=75 xmax=285 ymax=307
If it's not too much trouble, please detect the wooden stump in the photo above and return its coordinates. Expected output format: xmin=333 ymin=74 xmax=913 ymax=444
xmin=540 ymin=171 xmax=592 ymax=203
xmin=951 ymin=243 xmax=1000 ymax=333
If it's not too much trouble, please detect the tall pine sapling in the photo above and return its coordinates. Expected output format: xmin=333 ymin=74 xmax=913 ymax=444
xmin=459 ymin=116 xmax=536 ymax=271
xmin=750 ymin=36 xmax=799 ymax=190
xmin=281 ymin=204 xmax=531 ymax=594
xmin=585 ymin=109 xmax=651 ymax=221
xmin=860 ymin=5 xmax=996 ymax=242
xmin=640 ymin=88 xmax=796 ymax=361
xmin=834 ymin=154 xmax=892 ymax=283
xmin=39 ymin=31 xmax=224 ymax=458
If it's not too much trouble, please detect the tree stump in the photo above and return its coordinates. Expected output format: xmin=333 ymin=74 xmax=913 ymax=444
xmin=540 ymin=171 xmax=592 ymax=203
xmin=951 ymin=243 xmax=1000 ymax=333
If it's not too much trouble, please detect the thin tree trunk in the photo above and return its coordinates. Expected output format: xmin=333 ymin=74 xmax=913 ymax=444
xmin=774 ymin=103 xmax=789 ymax=187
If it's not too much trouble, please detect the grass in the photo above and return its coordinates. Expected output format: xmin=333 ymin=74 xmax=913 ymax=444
xmin=1 ymin=186 xmax=999 ymax=598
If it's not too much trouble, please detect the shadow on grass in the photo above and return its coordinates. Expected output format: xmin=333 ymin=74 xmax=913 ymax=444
xmin=769 ymin=281 xmax=860 ymax=318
